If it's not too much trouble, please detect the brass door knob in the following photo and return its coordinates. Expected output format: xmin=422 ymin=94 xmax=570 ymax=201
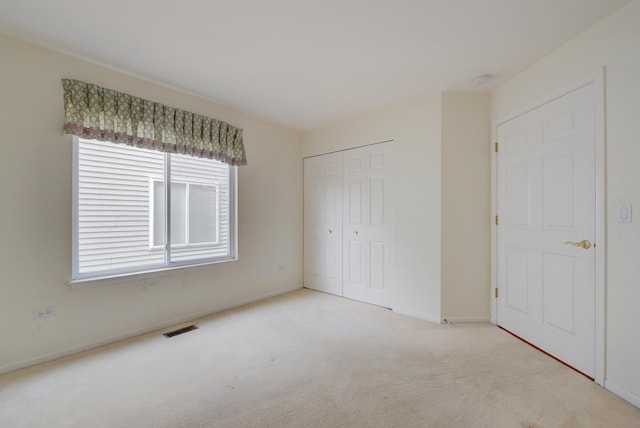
xmin=564 ymin=240 xmax=591 ymax=249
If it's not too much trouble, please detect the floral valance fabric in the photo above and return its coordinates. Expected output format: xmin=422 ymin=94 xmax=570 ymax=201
xmin=62 ymin=79 xmax=247 ymax=166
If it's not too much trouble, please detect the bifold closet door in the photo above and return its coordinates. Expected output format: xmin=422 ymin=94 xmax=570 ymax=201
xmin=303 ymin=152 xmax=343 ymax=296
xmin=342 ymin=142 xmax=393 ymax=308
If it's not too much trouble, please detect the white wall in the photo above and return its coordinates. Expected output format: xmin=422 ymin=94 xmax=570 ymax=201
xmin=491 ymin=0 xmax=640 ymax=406
xmin=304 ymin=96 xmax=443 ymax=322
xmin=441 ymin=93 xmax=491 ymax=321
xmin=0 ymin=34 xmax=303 ymax=373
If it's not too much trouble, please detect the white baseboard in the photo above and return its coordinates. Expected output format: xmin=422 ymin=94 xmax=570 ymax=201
xmin=604 ymin=380 xmax=640 ymax=409
xmin=393 ymin=307 xmax=441 ymax=324
xmin=0 ymin=285 xmax=302 ymax=375
xmin=442 ymin=316 xmax=491 ymax=324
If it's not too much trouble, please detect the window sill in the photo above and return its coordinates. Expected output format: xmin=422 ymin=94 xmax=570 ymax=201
xmin=68 ymin=257 xmax=238 ymax=289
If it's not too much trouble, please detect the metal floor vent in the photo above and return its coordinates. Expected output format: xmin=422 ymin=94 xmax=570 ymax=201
xmin=163 ymin=324 xmax=198 ymax=338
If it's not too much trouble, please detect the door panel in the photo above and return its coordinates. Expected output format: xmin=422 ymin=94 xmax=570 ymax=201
xmin=342 ymin=147 xmax=368 ymax=302
xmin=348 ymin=240 xmax=364 ymax=285
xmin=543 ymin=154 xmax=574 ymax=228
xmin=505 ymin=247 xmax=530 ymax=315
xmin=369 ymin=178 xmax=385 ymax=226
xmin=505 ymin=164 xmax=531 ymax=226
xmin=342 ymin=142 xmax=393 ymax=308
xmin=497 ymin=83 xmax=596 ymax=376
xmin=348 ymin=181 xmax=363 ymax=225
xmin=370 ymin=241 xmax=386 ymax=290
xmin=542 ymin=253 xmax=576 ymax=334
xmin=304 ymin=152 xmax=343 ymax=296
xmin=365 ymin=143 xmax=393 ymax=308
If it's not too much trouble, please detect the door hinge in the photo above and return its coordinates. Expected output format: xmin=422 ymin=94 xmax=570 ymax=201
xmin=495 ymin=288 xmax=499 ymax=298
xmin=495 ymin=215 xmax=498 ymax=225
xmin=495 ymin=142 xmax=499 ymax=153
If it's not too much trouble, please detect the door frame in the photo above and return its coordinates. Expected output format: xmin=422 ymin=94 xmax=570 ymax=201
xmin=490 ymin=68 xmax=606 ymax=385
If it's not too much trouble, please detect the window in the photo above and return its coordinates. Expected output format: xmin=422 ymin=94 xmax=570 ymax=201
xmin=72 ymin=138 xmax=236 ymax=281
xmin=151 ymin=181 xmax=219 ymax=247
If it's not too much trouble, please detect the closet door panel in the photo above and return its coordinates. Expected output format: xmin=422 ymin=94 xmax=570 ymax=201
xmin=366 ymin=142 xmax=394 ymax=308
xmin=303 ymin=152 xmax=343 ymax=296
xmin=342 ymin=147 xmax=368 ymax=302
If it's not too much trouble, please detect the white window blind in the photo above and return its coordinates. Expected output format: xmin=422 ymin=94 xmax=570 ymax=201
xmin=73 ymin=138 xmax=236 ymax=281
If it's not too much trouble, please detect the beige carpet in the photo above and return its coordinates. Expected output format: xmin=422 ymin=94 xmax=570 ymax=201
xmin=1 ymin=289 xmax=639 ymax=427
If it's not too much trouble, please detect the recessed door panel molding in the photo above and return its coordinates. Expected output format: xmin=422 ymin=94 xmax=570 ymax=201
xmin=496 ymin=80 xmax=598 ymax=379
xmin=543 ymin=111 xmax=576 ymax=144
xmin=348 ymin=240 xmax=364 ymax=285
xmin=308 ymin=241 xmax=319 ymax=277
xmin=369 ymin=152 xmax=386 ymax=170
xmin=324 ymin=183 xmax=338 ymax=224
xmin=348 ymin=180 xmax=363 ymax=225
xmin=543 ymin=154 xmax=575 ymax=229
xmin=505 ymin=247 xmax=529 ymax=315
xmin=543 ymin=253 xmax=576 ymax=335
xmin=324 ymin=240 xmax=334 ymax=279
xmin=369 ymin=178 xmax=385 ymax=227
xmin=504 ymin=129 xmax=529 ymax=154
xmin=347 ymin=157 xmax=365 ymax=174
xmin=370 ymin=241 xmax=385 ymax=290
xmin=325 ymin=158 xmax=341 ymax=176
xmin=505 ymin=164 xmax=531 ymax=227
xmin=309 ymin=184 xmax=321 ymax=225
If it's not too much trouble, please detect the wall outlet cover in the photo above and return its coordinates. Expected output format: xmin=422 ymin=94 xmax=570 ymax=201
xmin=33 ymin=306 xmax=56 ymax=320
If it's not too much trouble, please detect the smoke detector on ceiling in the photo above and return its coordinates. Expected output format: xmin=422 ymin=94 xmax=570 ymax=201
xmin=472 ymin=74 xmax=492 ymax=86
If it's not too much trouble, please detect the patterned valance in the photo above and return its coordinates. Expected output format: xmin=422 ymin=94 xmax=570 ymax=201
xmin=62 ymin=79 xmax=247 ymax=166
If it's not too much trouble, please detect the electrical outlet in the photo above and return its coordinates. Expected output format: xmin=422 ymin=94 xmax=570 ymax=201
xmin=33 ymin=306 xmax=56 ymax=320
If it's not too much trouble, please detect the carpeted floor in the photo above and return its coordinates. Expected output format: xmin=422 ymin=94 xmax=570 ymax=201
xmin=1 ymin=289 xmax=639 ymax=427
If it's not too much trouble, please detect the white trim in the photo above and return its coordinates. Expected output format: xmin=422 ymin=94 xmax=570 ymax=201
xmin=0 ymin=285 xmax=302 ymax=375
xmin=592 ymin=68 xmax=607 ymax=387
xmin=229 ymin=166 xmax=238 ymax=260
xmin=605 ymin=380 xmax=640 ymax=409
xmin=71 ymin=136 xmax=80 ymax=280
xmin=392 ymin=307 xmax=441 ymax=324
xmin=69 ymin=256 xmax=238 ymax=287
xmin=443 ymin=317 xmax=491 ymax=324
xmin=491 ymin=68 xmax=606 ymax=385
xmin=490 ymin=129 xmax=497 ymax=325
xmin=149 ymin=177 xmax=159 ymax=249
xmin=165 ymin=152 xmax=172 ymax=264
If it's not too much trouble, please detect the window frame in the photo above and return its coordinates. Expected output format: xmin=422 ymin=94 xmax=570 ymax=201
xmin=71 ymin=136 xmax=238 ymax=283
xmin=148 ymin=179 xmax=221 ymax=250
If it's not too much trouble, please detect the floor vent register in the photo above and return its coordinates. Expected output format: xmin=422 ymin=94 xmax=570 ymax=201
xmin=163 ymin=325 xmax=199 ymax=338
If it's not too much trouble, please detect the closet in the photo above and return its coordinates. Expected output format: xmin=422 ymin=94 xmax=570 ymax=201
xmin=303 ymin=151 xmax=343 ymax=296
xmin=303 ymin=141 xmax=393 ymax=308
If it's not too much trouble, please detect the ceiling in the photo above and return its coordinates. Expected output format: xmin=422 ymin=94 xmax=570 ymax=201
xmin=0 ymin=0 xmax=629 ymax=131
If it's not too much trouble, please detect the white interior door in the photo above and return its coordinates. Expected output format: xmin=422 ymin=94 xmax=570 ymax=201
xmin=365 ymin=143 xmax=394 ymax=308
xmin=342 ymin=147 xmax=368 ymax=302
xmin=496 ymin=83 xmax=596 ymax=377
xmin=304 ymin=152 xmax=343 ymax=296
xmin=342 ymin=142 xmax=393 ymax=308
